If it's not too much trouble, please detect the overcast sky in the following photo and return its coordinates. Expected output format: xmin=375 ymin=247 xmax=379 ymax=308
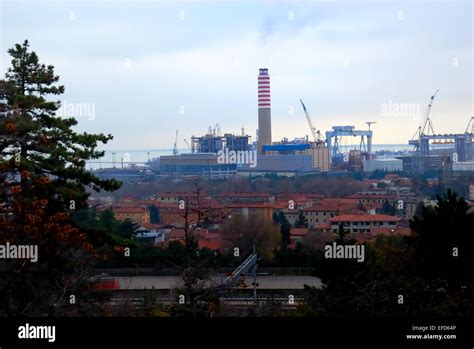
xmin=1 ymin=0 xmax=472 ymax=150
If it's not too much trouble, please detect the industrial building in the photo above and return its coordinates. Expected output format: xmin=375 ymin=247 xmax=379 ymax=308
xmin=238 ymin=154 xmax=318 ymax=176
xmin=159 ymin=153 xmax=237 ymax=178
xmin=190 ymin=125 xmax=251 ymax=154
xmin=452 ymin=161 xmax=474 ymax=172
xmin=161 ymin=68 xmax=331 ymax=177
xmin=406 ymin=92 xmax=474 ymax=173
xmin=363 ymin=159 xmax=403 ymax=173
xmin=260 ymin=141 xmax=330 ymax=172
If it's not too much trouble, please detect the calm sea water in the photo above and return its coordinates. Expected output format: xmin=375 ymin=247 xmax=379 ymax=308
xmin=88 ymin=144 xmax=413 ymax=170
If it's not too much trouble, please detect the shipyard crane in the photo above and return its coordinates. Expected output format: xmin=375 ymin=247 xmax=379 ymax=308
xmin=409 ymin=90 xmax=439 ymax=151
xmin=214 ymin=123 xmax=221 ymax=137
xmin=420 ymin=89 xmax=438 ymax=136
xmin=412 ymin=90 xmax=439 ymax=140
xmin=173 ymin=130 xmax=179 ymax=155
xmin=300 ymin=99 xmax=323 ymax=144
xmin=465 ymin=116 xmax=474 ymax=134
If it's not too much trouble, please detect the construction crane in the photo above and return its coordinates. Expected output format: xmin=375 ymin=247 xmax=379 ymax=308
xmin=300 ymin=99 xmax=323 ymax=144
xmin=466 ymin=116 xmax=474 ymax=144
xmin=410 ymin=90 xmax=439 ymax=149
xmin=213 ymin=123 xmax=221 ymax=137
xmin=420 ymin=89 xmax=438 ymax=136
xmin=465 ymin=116 xmax=474 ymax=134
xmin=173 ymin=130 xmax=179 ymax=155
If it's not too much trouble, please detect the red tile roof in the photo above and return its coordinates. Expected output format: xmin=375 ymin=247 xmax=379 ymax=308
xmin=168 ymin=228 xmax=186 ymax=239
xmin=198 ymin=239 xmax=222 ymax=250
xmin=330 ymin=214 xmax=400 ymax=223
xmin=219 ymin=192 xmax=272 ymax=198
xmin=226 ymin=203 xmax=276 ymax=209
xmin=157 ymin=192 xmax=199 ymax=197
xmin=347 ymin=193 xmax=396 ymax=200
xmin=112 ymin=206 xmax=148 ymax=214
xmin=304 ymin=203 xmax=339 ymax=212
xmin=139 ymin=223 xmax=164 ymax=230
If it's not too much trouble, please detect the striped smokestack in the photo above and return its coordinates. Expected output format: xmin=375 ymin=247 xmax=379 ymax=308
xmin=257 ymin=68 xmax=272 ymax=154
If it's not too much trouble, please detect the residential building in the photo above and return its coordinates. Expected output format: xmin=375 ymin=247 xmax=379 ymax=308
xmin=112 ymin=206 xmax=150 ymax=224
xmin=329 ymin=214 xmax=400 ymax=234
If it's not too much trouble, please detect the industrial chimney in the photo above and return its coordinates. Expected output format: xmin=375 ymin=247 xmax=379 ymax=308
xmin=257 ymin=68 xmax=272 ymax=154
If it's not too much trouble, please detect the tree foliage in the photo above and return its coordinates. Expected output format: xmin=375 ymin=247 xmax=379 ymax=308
xmin=408 ymin=189 xmax=474 ymax=292
xmin=0 ymin=40 xmax=121 ymax=315
xmin=294 ymin=210 xmax=308 ymax=228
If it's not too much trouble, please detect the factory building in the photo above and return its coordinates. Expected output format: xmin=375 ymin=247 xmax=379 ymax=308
xmin=398 ymin=154 xmax=451 ymax=173
xmin=348 ymin=150 xmax=363 ymax=172
xmin=452 ymin=161 xmax=474 ymax=172
xmin=238 ymin=154 xmax=318 ymax=176
xmin=261 ymin=142 xmax=330 ymax=172
xmin=257 ymin=68 xmax=272 ymax=154
xmin=363 ymin=159 xmax=403 ymax=172
xmin=191 ymin=133 xmax=251 ymax=154
xmin=158 ymin=68 xmax=330 ymax=177
xmin=159 ymin=153 xmax=237 ymax=178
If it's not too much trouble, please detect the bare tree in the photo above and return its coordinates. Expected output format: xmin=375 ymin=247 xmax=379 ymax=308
xmin=221 ymin=215 xmax=280 ymax=262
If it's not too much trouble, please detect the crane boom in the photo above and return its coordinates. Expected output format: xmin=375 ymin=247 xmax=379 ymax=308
xmin=183 ymin=138 xmax=191 ymax=151
xmin=465 ymin=116 xmax=474 ymax=134
xmin=300 ymin=99 xmax=320 ymax=142
xmin=420 ymin=89 xmax=439 ymax=137
xmin=173 ymin=130 xmax=179 ymax=155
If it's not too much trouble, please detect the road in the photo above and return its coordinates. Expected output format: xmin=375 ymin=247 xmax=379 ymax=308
xmin=116 ymin=275 xmax=322 ymax=290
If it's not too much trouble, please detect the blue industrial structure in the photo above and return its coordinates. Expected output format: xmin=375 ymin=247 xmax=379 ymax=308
xmin=325 ymin=126 xmax=372 ymax=164
xmin=262 ymin=143 xmax=310 ymax=152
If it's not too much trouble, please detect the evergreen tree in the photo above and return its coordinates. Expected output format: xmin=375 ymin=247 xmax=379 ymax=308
xmin=294 ymin=210 xmax=308 ymax=228
xmin=408 ymin=189 xmax=474 ymax=292
xmin=380 ymin=201 xmax=396 ymax=216
xmin=0 ymin=40 xmax=120 ymax=315
xmin=277 ymin=211 xmax=291 ymax=247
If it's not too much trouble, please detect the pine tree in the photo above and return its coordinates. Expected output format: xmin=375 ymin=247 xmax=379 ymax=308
xmin=294 ymin=210 xmax=308 ymax=228
xmin=277 ymin=211 xmax=292 ymax=247
xmin=0 ymin=40 xmax=121 ymax=316
xmin=409 ymin=189 xmax=474 ymax=292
